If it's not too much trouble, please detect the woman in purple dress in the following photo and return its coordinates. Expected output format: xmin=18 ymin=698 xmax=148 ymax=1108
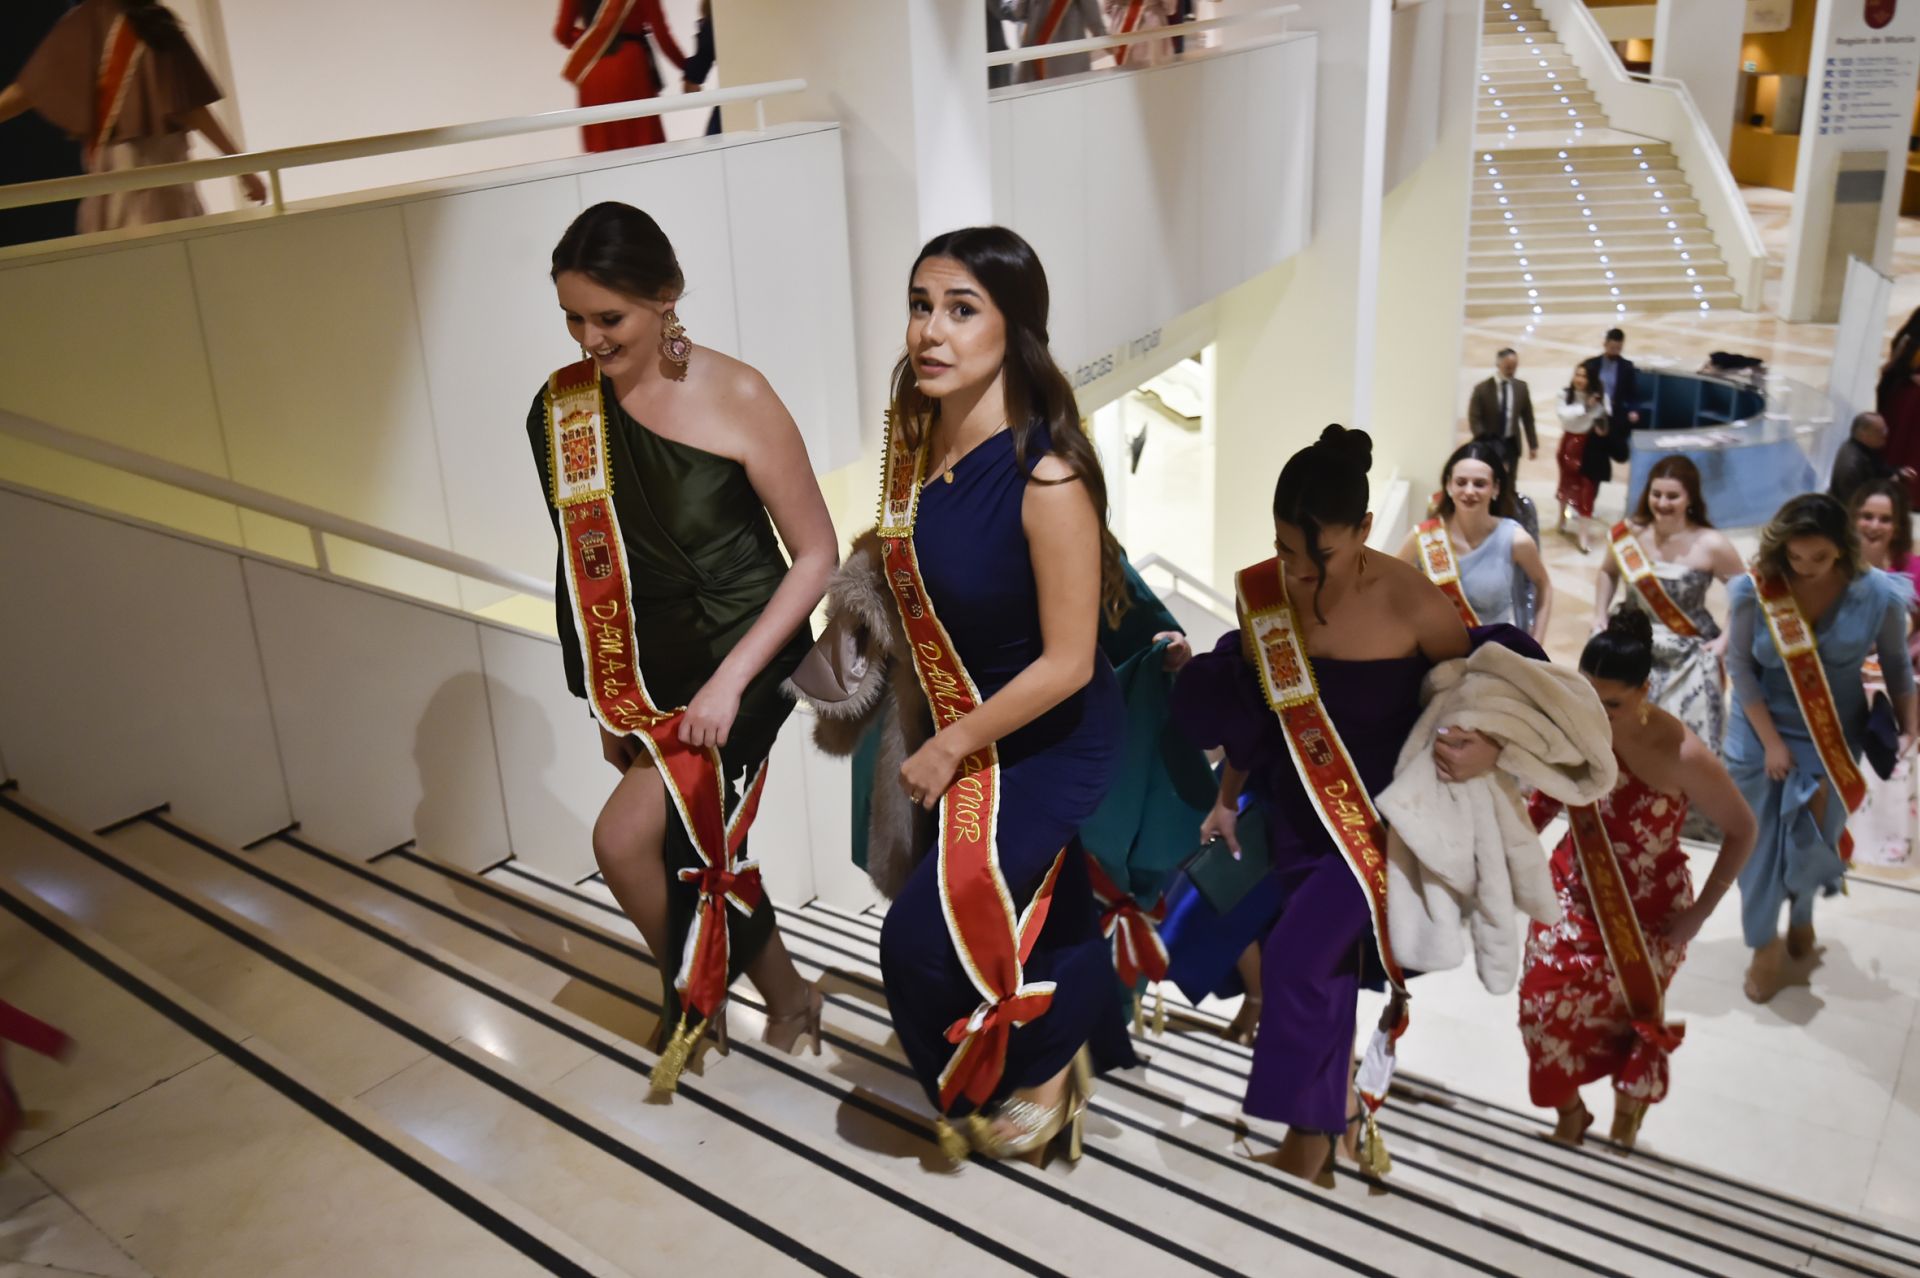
xmin=1172 ymin=427 xmax=1523 ymax=1183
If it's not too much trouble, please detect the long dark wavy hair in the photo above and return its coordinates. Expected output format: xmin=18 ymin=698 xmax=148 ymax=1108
xmin=1631 ymin=455 xmax=1712 ymax=527
xmin=1436 ymin=440 xmax=1518 ymax=520
xmin=888 ymin=227 xmax=1127 ymax=625
xmin=549 ymin=202 xmax=685 ymax=301
xmin=118 ymin=1 xmax=191 ymax=53
xmin=1850 ymin=478 xmax=1915 ymax=568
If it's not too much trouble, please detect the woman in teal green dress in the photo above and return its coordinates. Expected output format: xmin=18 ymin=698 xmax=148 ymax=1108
xmin=525 ymin=202 xmax=838 ymax=1056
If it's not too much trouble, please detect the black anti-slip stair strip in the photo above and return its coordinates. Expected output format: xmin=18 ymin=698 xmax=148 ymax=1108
xmin=779 ymin=907 xmax=1915 ymax=1275
xmin=415 ymin=859 xmax=1650 ymax=1275
xmin=0 ymin=801 xmax=861 ymax=1278
xmin=394 ymin=853 xmax=1542 ymax=1274
xmin=1074 ymin=956 xmax=1920 ymax=1261
xmin=0 ymin=877 xmax=597 ymax=1278
xmin=481 ymin=853 xmax=1906 ymax=1276
xmin=219 ymin=830 xmax=1252 ymax=1278
xmin=130 ymin=817 xmax=1069 ymax=1278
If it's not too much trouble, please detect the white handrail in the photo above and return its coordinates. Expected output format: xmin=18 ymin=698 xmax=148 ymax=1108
xmin=1133 ymin=552 xmax=1235 ymax=619
xmin=0 ymin=78 xmax=808 ymax=214
xmin=986 ymin=4 xmax=1299 ymax=68
xmin=1531 ymin=0 xmax=1767 ymax=311
xmin=0 ymin=409 xmax=553 ymax=598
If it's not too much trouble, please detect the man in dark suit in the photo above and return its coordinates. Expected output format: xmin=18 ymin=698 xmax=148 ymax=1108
xmin=1581 ymin=328 xmax=1641 ymax=428
xmin=1468 ymin=347 xmax=1537 ymax=474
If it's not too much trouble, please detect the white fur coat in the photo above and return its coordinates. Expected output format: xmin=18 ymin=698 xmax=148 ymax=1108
xmin=1378 ymin=643 xmax=1616 ymax=994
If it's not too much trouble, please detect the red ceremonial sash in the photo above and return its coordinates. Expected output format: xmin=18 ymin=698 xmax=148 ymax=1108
xmin=1031 ymin=0 xmax=1077 ymax=79
xmin=1084 ymin=853 xmax=1168 ymax=988
xmin=877 ymin=415 xmax=1066 ymax=1114
xmin=1752 ymin=572 xmax=1866 ymax=863
xmin=1237 ymin=560 xmax=1407 ymax=1003
xmin=562 ymin=0 xmax=639 ymax=85
xmin=1415 ymin=518 xmax=1479 ymax=628
xmin=1565 ymin=802 xmax=1684 ymax=1053
xmin=88 ymin=16 xmax=145 ymax=166
xmin=1111 ymin=0 xmax=1147 ymax=66
xmin=545 ymin=360 xmax=769 ymax=1061
xmin=1609 ymin=523 xmax=1699 ymax=638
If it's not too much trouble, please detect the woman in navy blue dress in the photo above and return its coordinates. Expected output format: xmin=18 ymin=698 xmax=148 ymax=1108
xmin=876 ymin=227 xmax=1129 ymax=1163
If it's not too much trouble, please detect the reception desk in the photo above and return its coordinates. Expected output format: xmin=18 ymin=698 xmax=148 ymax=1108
xmin=1620 ymin=373 xmax=1843 ymax=529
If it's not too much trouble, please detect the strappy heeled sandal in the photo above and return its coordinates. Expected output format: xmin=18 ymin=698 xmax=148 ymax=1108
xmin=966 ymin=1048 xmax=1093 ymax=1167
xmin=761 ymin=982 xmax=824 ymax=1057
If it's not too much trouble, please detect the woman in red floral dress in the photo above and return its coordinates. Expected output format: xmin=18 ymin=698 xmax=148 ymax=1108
xmin=1520 ymin=610 xmax=1755 ymax=1150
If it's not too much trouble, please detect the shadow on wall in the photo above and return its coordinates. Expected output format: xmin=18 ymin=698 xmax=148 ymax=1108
xmin=410 ymin=672 xmax=571 ymax=868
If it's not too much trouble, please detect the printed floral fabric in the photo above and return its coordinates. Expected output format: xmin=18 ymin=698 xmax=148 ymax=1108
xmin=1520 ymin=767 xmax=1692 ymax=1108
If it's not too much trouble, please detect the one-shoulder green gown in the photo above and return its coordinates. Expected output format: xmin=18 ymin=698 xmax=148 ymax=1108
xmin=525 ymin=377 xmax=812 ymax=1033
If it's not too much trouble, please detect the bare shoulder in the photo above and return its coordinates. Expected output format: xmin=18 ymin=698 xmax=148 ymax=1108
xmin=1028 ymin=452 xmax=1082 ymax=485
xmin=693 ymin=347 xmax=778 ymax=412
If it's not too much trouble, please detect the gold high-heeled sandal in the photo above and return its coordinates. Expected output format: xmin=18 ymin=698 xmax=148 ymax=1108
xmin=1550 ymin=1098 xmax=1594 ymax=1147
xmin=1609 ymin=1095 xmax=1648 ymax=1152
xmin=966 ymin=1047 xmax=1093 ymax=1166
xmin=761 ymin=982 xmax=824 ymax=1057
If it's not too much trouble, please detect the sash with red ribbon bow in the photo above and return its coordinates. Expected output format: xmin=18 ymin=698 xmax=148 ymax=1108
xmin=1566 ymin=802 xmax=1685 ymax=1066
xmin=876 ymin=415 xmax=1066 ymax=1119
xmin=1084 ymin=853 xmax=1170 ymax=1033
xmin=545 ymin=359 xmax=770 ymax=1091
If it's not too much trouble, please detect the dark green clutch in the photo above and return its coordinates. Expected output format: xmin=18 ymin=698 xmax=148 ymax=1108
xmin=1185 ymin=803 xmax=1272 ymax=914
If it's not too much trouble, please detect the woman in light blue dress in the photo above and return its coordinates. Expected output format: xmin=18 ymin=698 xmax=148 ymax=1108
xmin=1398 ymin=440 xmax=1553 ymax=643
xmin=1725 ymin=494 xmax=1917 ymax=1002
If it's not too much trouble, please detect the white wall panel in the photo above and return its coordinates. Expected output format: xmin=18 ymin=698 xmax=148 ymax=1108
xmin=0 ymin=491 xmax=288 ymax=844
xmin=244 ymin=561 xmax=509 ymax=866
xmin=1385 ymin=1 xmax=1446 ymax=191
xmin=474 ymin=626 xmax=605 ymax=882
xmin=722 ymin=132 xmax=862 ymax=471
xmin=190 ymin=207 xmax=458 ymax=608
xmin=402 ymin=175 xmax=585 ymax=614
xmin=993 ymin=37 xmax=1315 ymax=373
xmin=1000 ymin=85 xmax=1091 ymax=370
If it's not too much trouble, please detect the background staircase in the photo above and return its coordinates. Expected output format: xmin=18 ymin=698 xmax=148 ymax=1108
xmin=1468 ymin=0 xmax=1742 ymax=318
xmin=5 ymin=783 xmax=1918 ymax=1277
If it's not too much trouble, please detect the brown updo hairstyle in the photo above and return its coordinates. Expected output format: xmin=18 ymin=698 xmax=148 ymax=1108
xmin=1754 ymin=493 xmax=1868 ymax=582
xmin=550 ymin=202 xmax=685 ymax=302
xmin=1436 ymin=439 xmax=1519 ymax=520
xmin=1850 ymin=477 xmax=1915 ymax=568
xmin=1631 ymin=455 xmax=1713 ymax=528
xmin=1580 ymin=607 xmax=1655 ymax=688
xmin=1271 ymin=425 xmax=1372 ymax=622
xmin=887 ymin=226 xmax=1128 ymax=625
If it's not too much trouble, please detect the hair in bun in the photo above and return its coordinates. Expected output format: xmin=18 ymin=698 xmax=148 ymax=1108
xmin=1579 ymin=606 xmax=1655 ymax=686
xmin=1272 ymin=424 xmax=1374 ymax=621
xmin=1315 ymin=424 xmax=1374 ymax=472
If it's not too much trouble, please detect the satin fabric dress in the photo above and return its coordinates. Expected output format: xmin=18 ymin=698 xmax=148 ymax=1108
xmin=877 ymin=428 xmax=1127 ymax=1113
xmin=1724 ymin=570 xmax=1914 ymax=947
xmin=525 ymin=379 xmax=810 ymax=1030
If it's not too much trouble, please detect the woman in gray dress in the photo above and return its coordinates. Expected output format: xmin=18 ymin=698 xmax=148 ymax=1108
xmin=1398 ymin=440 xmax=1553 ymax=644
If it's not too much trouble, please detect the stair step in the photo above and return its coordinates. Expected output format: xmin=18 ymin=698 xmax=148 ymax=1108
xmin=1468 ymin=261 xmax=1732 ymax=286
xmin=1476 ymin=171 xmax=1688 ymax=192
xmin=1477 ymin=143 xmax=1673 ymax=162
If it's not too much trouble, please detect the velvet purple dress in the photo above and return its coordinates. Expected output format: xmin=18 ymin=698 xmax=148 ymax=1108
xmin=877 ymin=427 xmax=1129 ymax=1114
xmin=1170 ymin=623 xmax=1541 ymax=1133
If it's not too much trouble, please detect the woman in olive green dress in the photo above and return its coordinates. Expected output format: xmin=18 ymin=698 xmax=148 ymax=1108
xmin=525 ymin=202 xmax=836 ymax=1053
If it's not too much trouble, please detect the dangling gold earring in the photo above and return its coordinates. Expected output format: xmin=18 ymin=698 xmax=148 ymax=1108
xmin=1637 ymin=701 xmax=1651 ymax=727
xmin=660 ymin=308 xmax=692 ymax=378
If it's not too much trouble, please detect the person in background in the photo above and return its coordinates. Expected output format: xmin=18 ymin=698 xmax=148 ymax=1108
xmin=1582 ymin=328 xmax=1641 ymax=431
xmin=1554 ymin=362 xmax=1611 ymax=554
xmin=555 ymin=0 xmax=687 ymax=153
xmin=1104 ymin=0 xmax=1176 ymax=67
xmin=1827 ymin=412 xmax=1909 ymax=508
xmin=0 ymin=0 xmax=264 ymax=233
xmin=1399 ymin=440 xmax=1553 ymax=644
xmin=988 ymin=1 xmax=1013 ymax=89
xmin=1594 ymin=457 xmax=1742 ymax=843
xmin=1519 ymin=610 xmax=1755 ymax=1152
xmin=679 ymin=0 xmax=720 ymax=136
xmin=0 ymin=0 xmax=84 ymax=247
xmin=1878 ymin=320 xmax=1920 ymax=507
xmin=1468 ymin=348 xmax=1538 ymax=477
xmin=1004 ymin=0 xmax=1107 ymax=81
xmin=1849 ymin=479 xmax=1920 ymax=868
xmin=1724 ymin=494 xmax=1916 ymax=1003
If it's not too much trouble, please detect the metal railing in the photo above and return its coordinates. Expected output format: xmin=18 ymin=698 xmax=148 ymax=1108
xmin=1134 ymin=552 xmax=1234 ymax=623
xmin=0 ymin=78 xmax=807 ymax=216
xmin=986 ymin=3 xmax=1300 ymax=70
xmin=0 ymin=409 xmax=552 ymax=599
